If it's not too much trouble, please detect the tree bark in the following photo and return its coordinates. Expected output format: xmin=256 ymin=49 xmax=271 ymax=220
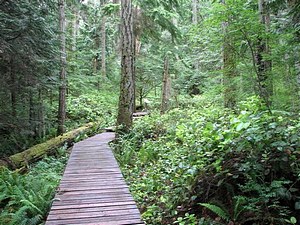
xmin=223 ymin=29 xmax=237 ymax=108
xmin=296 ymin=56 xmax=300 ymax=104
xmin=57 ymin=0 xmax=67 ymax=135
xmin=161 ymin=56 xmax=171 ymax=114
xmin=256 ymin=0 xmax=272 ymax=107
xmin=9 ymin=60 xmax=17 ymax=118
xmin=222 ymin=0 xmax=237 ymax=109
xmin=101 ymin=15 xmax=107 ymax=78
xmin=117 ymin=0 xmax=134 ymax=131
xmin=93 ymin=35 xmax=100 ymax=75
xmin=38 ymin=89 xmax=45 ymax=138
xmin=192 ymin=0 xmax=200 ymax=72
xmin=72 ymin=7 xmax=79 ymax=52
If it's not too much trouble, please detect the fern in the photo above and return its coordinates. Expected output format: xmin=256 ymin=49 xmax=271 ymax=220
xmin=233 ymin=196 xmax=246 ymax=221
xmin=199 ymin=203 xmax=230 ymax=221
xmin=0 ymin=155 xmax=66 ymax=225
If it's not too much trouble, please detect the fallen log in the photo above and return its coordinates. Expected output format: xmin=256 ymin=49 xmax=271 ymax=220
xmin=0 ymin=122 xmax=96 ymax=169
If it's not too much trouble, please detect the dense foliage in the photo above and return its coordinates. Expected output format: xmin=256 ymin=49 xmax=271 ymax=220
xmin=1 ymin=0 xmax=300 ymax=224
xmin=0 ymin=146 xmax=68 ymax=225
xmin=115 ymin=97 xmax=300 ymax=224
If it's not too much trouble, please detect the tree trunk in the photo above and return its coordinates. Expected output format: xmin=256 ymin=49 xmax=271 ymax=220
xmin=29 ymin=89 xmax=35 ymax=136
xmin=9 ymin=60 xmax=17 ymax=118
xmin=223 ymin=23 xmax=237 ymax=108
xmin=72 ymin=7 xmax=79 ymax=52
xmin=101 ymin=15 xmax=107 ymax=78
xmin=222 ymin=0 xmax=237 ymax=109
xmin=296 ymin=57 xmax=300 ymax=105
xmin=93 ymin=36 xmax=100 ymax=75
xmin=57 ymin=0 xmax=67 ymax=135
xmin=192 ymin=0 xmax=199 ymax=72
xmin=256 ymin=0 xmax=272 ymax=107
xmin=117 ymin=0 xmax=134 ymax=131
xmin=161 ymin=56 xmax=171 ymax=114
xmin=38 ymin=89 xmax=45 ymax=138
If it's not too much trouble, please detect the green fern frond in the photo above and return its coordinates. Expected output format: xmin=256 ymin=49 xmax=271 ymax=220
xmin=199 ymin=203 xmax=230 ymax=221
xmin=27 ymin=214 xmax=43 ymax=225
xmin=233 ymin=196 xmax=246 ymax=221
xmin=11 ymin=205 xmax=29 ymax=224
xmin=20 ymin=199 xmax=43 ymax=214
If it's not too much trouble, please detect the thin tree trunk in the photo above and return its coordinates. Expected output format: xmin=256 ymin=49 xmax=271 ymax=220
xmin=9 ymin=60 xmax=17 ymax=118
xmin=256 ymin=0 xmax=272 ymax=107
xmin=57 ymin=0 xmax=67 ymax=135
xmin=93 ymin=36 xmax=100 ymax=75
xmin=223 ymin=27 xmax=237 ymax=109
xmin=296 ymin=58 xmax=300 ymax=104
xmin=132 ymin=6 xmax=140 ymax=112
xmin=29 ymin=89 xmax=35 ymax=136
xmin=161 ymin=56 xmax=171 ymax=114
xmin=38 ymin=89 xmax=45 ymax=138
xmin=72 ymin=8 xmax=79 ymax=52
xmin=222 ymin=0 xmax=237 ymax=109
xmin=117 ymin=0 xmax=134 ymax=131
xmin=192 ymin=0 xmax=199 ymax=72
xmin=101 ymin=16 xmax=107 ymax=78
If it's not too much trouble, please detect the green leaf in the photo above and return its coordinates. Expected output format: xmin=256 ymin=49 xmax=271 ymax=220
xmin=199 ymin=203 xmax=230 ymax=221
xmin=290 ymin=217 xmax=297 ymax=224
xmin=295 ymin=202 xmax=300 ymax=210
xmin=236 ymin=122 xmax=250 ymax=131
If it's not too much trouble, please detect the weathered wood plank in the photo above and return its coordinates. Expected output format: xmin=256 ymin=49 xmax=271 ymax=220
xmin=49 ymin=205 xmax=139 ymax=214
xmin=46 ymin=217 xmax=143 ymax=225
xmin=45 ymin=132 xmax=144 ymax=224
xmin=51 ymin=196 xmax=135 ymax=206
xmin=47 ymin=208 xmax=140 ymax=220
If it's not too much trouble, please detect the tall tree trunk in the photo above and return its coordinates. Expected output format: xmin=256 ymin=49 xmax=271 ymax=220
xmin=72 ymin=7 xmax=79 ymax=52
xmin=132 ymin=6 xmax=141 ymax=112
xmin=161 ymin=56 xmax=171 ymax=114
xmin=100 ymin=0 xmax=106 ymax=78
xmin=101 ymin=15 xmax=107 ymax=78
xmin=223 ymin=28 xmax=237 ymax=109
xmin=256 ymin=0 xmax=272 ymax=107
xmin=93 ymin=35 xmax=100 ymax=75
xmin=222 ymin=0 xmax=237 ymax=109
xmin=38 ymin=89 xmax=45 ymax=138
xmin=9 ymin=60 xmax=17 ymax=118
xmin=192 ymin=0 xmax=199 ymax=72
xmin=29 ymin=89 xmax=35 ymax=136
xmin=57 ymin=0 xmax=67 ymax=135
xmin=117 ymin=0 xmax=134 ymax=131
xmin=296 ymin=54 xmax=300 ymax=105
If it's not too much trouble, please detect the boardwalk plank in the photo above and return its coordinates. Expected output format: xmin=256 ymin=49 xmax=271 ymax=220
xmin=45 ymin=132 xmax=143 ymax=225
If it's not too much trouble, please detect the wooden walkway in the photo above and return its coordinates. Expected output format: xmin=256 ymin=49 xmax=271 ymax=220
xmin=45 ymin=132 xmax=144 ymax=225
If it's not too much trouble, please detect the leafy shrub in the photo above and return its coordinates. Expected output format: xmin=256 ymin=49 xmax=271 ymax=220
xmin=67 ymin=90 xmax=117 ymax=128
xmin=115 ymin=97 xmax=300 ymax=224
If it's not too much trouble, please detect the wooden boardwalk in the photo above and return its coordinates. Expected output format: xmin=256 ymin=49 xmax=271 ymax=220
xmin=45 ymin=132 xmax=144 ymax=225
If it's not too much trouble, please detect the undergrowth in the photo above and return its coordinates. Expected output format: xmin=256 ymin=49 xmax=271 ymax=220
xmin=0 ymin=146 xmax=68 ymax=225
xmin=114 ymin=97 xmax=300 ymax=225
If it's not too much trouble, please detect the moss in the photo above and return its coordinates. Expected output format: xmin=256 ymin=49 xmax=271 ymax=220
xmin=9 ymin=123 xmax=95 ymax=168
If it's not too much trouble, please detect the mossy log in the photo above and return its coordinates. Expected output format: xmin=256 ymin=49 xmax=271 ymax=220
xmin=0 ymin=122 xmax=95 ymax=169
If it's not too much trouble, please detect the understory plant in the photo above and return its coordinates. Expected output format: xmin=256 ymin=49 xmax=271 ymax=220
xmin=115 ymin=96 xmax=300 ymax=225
xmin=0 ymin=147 xmax=68 ymax=225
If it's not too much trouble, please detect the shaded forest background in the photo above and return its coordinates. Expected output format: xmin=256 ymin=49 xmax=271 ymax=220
xmin=1 ymin=0 xmax=300 ymax=224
